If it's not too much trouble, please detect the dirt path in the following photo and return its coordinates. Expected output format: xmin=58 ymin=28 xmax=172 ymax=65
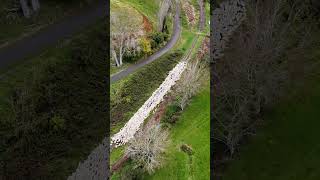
xmin=110 ymin=3 xmax=181 ymax=83
xmin=0 ymin=1 xmax=106 ymax=70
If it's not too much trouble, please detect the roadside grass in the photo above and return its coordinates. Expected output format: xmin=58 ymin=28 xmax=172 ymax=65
xmin=0 ymin=21 xmax=107 ymax=179
xmin=222 ymin=36 xmax=320 ymax=180
xmin=142 ymin=80 xmax=210 ymax=179
xmin=174 ymin=28 xmax=196 ymax=52
xmin=205 ymin=1 xmax=210 ymax=33
xmin=110 ymin=146 xmax=126 ymax=165
xmin=0 ymin=0 xmax=99 ymax=47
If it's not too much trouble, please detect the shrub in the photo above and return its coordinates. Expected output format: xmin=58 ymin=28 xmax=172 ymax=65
xmin=149 ymin=32 xmax=169 ymax=49
xmin=50 ymin=115 xmax=65 ymax=131
xmin=180 ymin=144 xmax=194 ymax=156
xmin=162 ymin=103 xmax=181 ymax=124
xmin=139 ymin=37 xmax=152 ymax=55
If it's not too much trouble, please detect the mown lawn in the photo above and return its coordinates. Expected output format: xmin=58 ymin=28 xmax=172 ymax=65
xmin=223 ymin=50 xmax=320 ymax=180
xmin=144 ymin=82 xmax=210 ymax=180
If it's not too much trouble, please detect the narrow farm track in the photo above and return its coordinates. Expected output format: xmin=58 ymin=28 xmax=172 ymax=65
xmin=110 ymin=3 xmax=181 ymax=83
xmin=0 ymin=1 xmax=106 ymax=70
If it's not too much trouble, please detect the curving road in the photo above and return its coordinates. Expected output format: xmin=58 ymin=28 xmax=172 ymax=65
xmin=0 ymin=2 xmax=106 ymax=69
xmin=110 ymin=3 xmax=181 ymax=83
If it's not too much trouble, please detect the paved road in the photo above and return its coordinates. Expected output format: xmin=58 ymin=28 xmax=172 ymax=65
xmin=110 ymin=3 xmax=181 ymax=83
xmin=0 ymin=2 xmax=106 ymax=69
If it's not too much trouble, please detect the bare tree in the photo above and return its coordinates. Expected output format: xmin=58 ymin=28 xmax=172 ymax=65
xmin=110 ymin=12 xmax=141 ymax=67
xmin=126 ymin=125 xmax=169 ymax=174
xmin=31 ymin=0 xmax=40 ymax=12
xmin=19 ymin=0 xmax=41 ymax=18
xmin=177 ymin=60 xmax=205 ymax=110
xmin=212 ymin=0 xmax=317 ymax=157
xmin=158 ymin=0 xmax=174 ymax=32
xmin=20 ymin=0 xmax=31 ymax=18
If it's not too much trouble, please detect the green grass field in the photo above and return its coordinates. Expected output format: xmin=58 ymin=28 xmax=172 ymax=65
xmin=120 ymin=0 xmax=158 ymax=26
xmin=144 ymin=82 xmax=210 ymax=180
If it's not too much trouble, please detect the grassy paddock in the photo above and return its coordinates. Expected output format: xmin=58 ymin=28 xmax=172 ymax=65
xmin=120 ymin=0 xmax=158 ymax=26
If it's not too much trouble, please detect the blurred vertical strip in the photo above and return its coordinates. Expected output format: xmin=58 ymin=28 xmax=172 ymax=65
xmin=210 ymin=0 xmax=216 ymax=179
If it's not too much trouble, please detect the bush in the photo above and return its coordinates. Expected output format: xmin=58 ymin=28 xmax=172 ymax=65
xmin=162 ymin=103 xmax=181 ymax=124
xmin=118 ymin=162 xmax=144 ymax=180
xmin=139 ymin=37 xmax=152 ymax=55
xmin=149 ymin=32 xmax=169 ymax=49
xmin=180 ymin=144 xmax=194 ymax=156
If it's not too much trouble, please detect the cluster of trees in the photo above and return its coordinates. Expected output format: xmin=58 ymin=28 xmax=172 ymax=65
xmin=213 ymin=0 xmax=320 ymax=157
xmin=111 ymin=12 xmax=169 ymax=67
xmin=111 ymin=0 xmax=172 ymax=68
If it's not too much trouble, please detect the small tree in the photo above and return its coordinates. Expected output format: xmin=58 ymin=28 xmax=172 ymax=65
xmin=126 ymin=125 xmax=169 ymax=174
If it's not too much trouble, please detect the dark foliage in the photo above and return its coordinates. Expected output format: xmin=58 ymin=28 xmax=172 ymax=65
xmin=0 ymin=23 xmax=107 ymax=179
xmin=162 ymin=103 xmax=181 ymax=124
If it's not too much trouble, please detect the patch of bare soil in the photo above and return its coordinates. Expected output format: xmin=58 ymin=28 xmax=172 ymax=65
xmin=143 ymin=15 xmax=153 ymax=33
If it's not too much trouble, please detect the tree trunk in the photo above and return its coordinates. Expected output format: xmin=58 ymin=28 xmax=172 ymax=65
xmin=111 ymin=50 xmax=120 ymax=67
xmin=20 ymin=0 xmax=31 ymax=18
xmin=31 ymin=0 xmax=40 ymax=11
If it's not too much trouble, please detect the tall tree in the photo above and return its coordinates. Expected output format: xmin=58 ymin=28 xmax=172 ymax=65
xmin=31 ymin=0 xmax=40 ymax=11
xmin=158 ymin=0 xmax=173 ymax=32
